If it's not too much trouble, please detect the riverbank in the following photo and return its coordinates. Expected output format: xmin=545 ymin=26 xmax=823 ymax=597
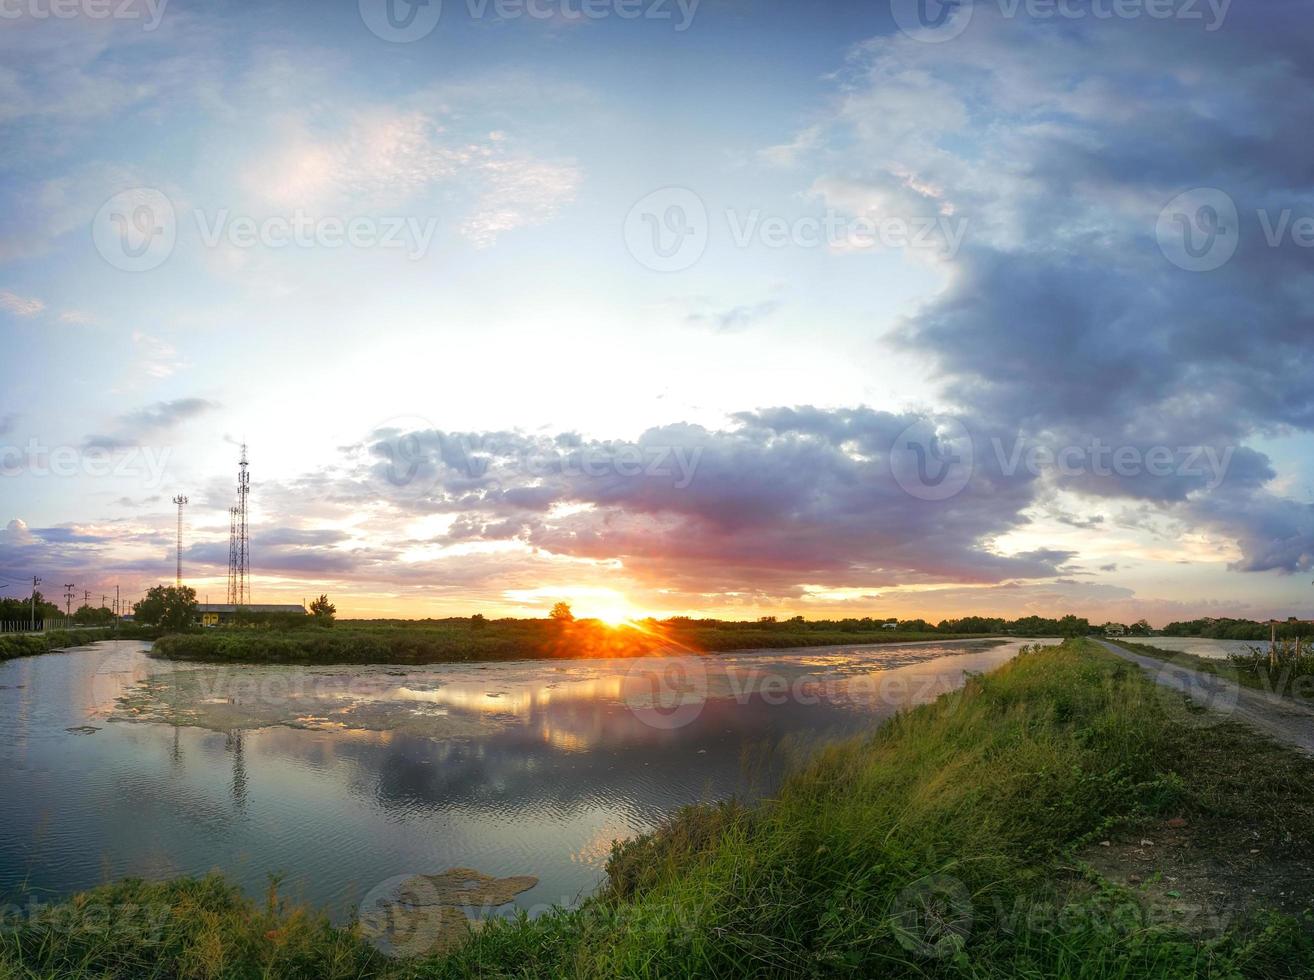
xmin=150 ymin=620 xmax=997 ymax=665
xmin=4 ymin=639 xmax=1311 ymax=978
xmin=0 ymin=626 xmax=155 ymax=662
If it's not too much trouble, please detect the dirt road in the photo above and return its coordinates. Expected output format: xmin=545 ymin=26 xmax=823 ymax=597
xmin=1095 ymin=639 xmax=1314 ymax=756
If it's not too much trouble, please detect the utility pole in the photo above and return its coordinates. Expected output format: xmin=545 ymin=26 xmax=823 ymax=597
xmin=115 ymin=584 xmax=120 ymax=621
xmin=31 ymin=576 xmax=41 ymax=631
xmin=63 ymin=583 xmax=75 ymax=617
xmin=172 ymin=494 xmax=189 ymax=587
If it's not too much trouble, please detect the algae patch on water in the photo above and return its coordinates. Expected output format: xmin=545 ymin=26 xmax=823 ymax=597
xmin=357 ymin=867 xmax=540 ymax=957
xmin=108 ymin=664 xmax=521 ymax=740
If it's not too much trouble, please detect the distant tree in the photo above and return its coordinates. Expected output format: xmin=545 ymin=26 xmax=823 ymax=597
xmin=1058 ymin=614 xmax=1091 ymax=637
xmin=73 ymin=604 xmax=115 ymax=626
xmin=471 ymin=613 xmax=487 ymax=629
xmin=134 ymin=585 xmax=199 ymax=632
xmin=0 ymin=592 xmax=59 ymax=626
xmin=1129 ymin=618 xmax=1152 ymax=636
xmin=549 ymin=602 xmax=574 ymax=623
xmin=758 ymin=616 xmax=777 ymax=624
xmin=309 ymin=594 xmax=336 ymax=624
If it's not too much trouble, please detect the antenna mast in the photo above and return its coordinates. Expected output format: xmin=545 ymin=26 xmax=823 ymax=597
xmin=237 ymin=445 xmax=250 ymax=605
xmin=172 ymin=494 xmax=189 ymax=586
xmin=227 ymin=505 xmax=239 ymax=604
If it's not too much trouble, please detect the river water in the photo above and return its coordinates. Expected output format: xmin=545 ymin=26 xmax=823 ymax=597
xmin=1129 ymin=636 xmax=1274 ymax=660
xmin=0 ymin=637 xmax=1039 ymax=922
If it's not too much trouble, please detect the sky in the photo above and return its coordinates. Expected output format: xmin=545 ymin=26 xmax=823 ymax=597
xmin=1 ymin=0 xmax=1312 ymax=624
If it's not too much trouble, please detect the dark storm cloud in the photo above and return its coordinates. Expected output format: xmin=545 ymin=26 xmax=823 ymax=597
xmin=341 ymin=408 xmax=1067 ymax=597
xmin=801 ymin=3 xmax=1314 ymax=572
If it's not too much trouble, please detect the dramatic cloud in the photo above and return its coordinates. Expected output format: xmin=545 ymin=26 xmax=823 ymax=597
xmin=310 ymin=409 xmax=1071 ymax=602
xmin=790 ymin=4 xmax=1314 ymax=573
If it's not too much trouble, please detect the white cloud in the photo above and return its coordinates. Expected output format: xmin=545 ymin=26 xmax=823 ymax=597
xmin=0 ymin=290 xmax=44 ymax=316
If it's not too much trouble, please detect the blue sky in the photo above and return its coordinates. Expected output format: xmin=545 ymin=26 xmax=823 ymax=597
xmin=1 ymin=0 xmax=1312 ymax=623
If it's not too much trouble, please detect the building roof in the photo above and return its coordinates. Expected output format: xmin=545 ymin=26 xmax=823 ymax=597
xmin=198 ymin=603 xmax=306 ymax=614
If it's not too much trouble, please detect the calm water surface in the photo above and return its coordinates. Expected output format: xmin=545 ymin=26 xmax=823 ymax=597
xmin=1131 ymin=636 xmax=1273 ymax=660
xmin=0 ymin=638 xmax=1036 ymax=921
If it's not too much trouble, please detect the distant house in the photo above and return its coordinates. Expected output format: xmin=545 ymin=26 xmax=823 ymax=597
xmin=881 ymin=621 xmax=898 ymax=630
xmin=197 ymin=603 xmax=307 ymax=626
xmin=1103 ymin=623 xmax=1127 ymax=637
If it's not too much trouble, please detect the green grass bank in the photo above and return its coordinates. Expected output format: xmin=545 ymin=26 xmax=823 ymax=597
xmin=151 ymin=620 xmax=992 ymax=665
xmin=4 ymin=639 xmax=1312 ymax=978
xmin=0 ymin=626 xmax=156 ymax=662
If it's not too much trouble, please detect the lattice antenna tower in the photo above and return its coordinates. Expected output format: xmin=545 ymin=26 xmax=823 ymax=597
xmin=227 ymin=505 xmax=239 ymax=604
xmin=236 ymin=445 xmax=250 ymax=605
xmin=172 ymin=494 xmax=189 ymax=586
